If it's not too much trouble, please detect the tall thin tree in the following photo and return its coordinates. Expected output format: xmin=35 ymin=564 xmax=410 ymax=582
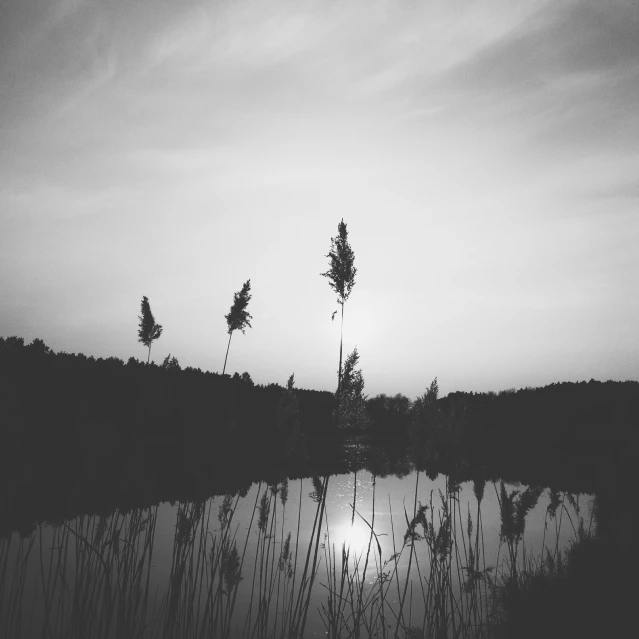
xmin=137 ymin=295 xmax=163 ymax=364
xmin=321 ymin=219 xmax=357 ymax=393
xmin=223 ymin=279 xmax=253 ymax=375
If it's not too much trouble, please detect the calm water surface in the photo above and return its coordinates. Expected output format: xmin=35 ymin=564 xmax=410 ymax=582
xmin=0 ymin=470 xmax=588 ymax=638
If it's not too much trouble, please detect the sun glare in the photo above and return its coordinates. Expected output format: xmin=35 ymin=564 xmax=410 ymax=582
xmin=332 ymin=518 xmax=373 ymax=556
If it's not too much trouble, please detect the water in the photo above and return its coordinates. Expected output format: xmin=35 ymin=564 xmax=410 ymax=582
xmin=0 ymin=470 xmax=589 ymax=638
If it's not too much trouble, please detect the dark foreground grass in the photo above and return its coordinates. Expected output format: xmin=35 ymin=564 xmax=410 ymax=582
xmin=0 ymin=473 xmax=602 ymax=639
xmin=494 ymin=493 xmax=632 ymax=639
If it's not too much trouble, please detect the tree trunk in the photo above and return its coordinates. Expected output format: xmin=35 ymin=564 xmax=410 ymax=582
xmin=337 ymin=303 xmax=344 ymax=393
xmin=147 ymin=343 xmax=151 ymax=364
xmin=222 ymin=332 xmax=233 ymax=375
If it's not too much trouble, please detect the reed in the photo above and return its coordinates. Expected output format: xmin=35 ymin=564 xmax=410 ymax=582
xmin=0 ymin=506 xmax=158 ymax=639
xmin=0 ymin=472 xmax=587 ymax=639
xmin=0 ymin=531 xmax=36 ymax=638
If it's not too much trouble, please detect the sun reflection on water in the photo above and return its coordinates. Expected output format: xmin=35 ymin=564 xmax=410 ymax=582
xmin=331 ymin=518 xmax=373 ymax=556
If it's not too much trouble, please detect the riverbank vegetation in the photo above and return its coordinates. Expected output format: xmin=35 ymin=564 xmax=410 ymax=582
xmin=1 ymin=334 xmax=635 ymax=636
xmin=0 ymin=470 xmax=625 ymax=639
xmin=1 ymin=336 xmax=636 ymax=535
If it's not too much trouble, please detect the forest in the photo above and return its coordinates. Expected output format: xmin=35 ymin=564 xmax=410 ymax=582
xmin=1 ymin=334 xmax=636 ymax=538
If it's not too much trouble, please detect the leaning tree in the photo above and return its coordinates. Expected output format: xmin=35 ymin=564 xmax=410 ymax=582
xmin=222 ymin=279 xmax=253 ymax=375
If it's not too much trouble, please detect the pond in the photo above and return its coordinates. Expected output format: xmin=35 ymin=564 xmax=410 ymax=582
xmin=0 ymin=469 xmax=589 ymax=638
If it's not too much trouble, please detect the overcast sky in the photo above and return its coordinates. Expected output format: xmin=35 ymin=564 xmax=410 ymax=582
xmin=1 ymin=0 xmax=638 ymax=398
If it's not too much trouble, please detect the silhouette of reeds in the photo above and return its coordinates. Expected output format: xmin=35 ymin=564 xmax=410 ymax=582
xmin=0 ymin=506 xmax=158 ymax=638
xmin=0 ymin=473 xmax=588 ymax=639
xmin=0 ymin=531 xmax=36 ymax=638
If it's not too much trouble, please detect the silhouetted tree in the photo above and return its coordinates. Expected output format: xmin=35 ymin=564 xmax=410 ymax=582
xmin=276 ymin=374 xmax=307 ymax=459
xmin=366 ymin=393 xmax=413 ymax=438
xmin=5 ymin=336 xmax=25 ymax=350
xmin=223 ymin=280 xmax=252 ymax=375
xmin=161 ymin=353 xmax=180 ymax=372
xmin=27 ymin=338 xmax=51 ymax=356
xmin=240 ymin=371 xmax=254 ymax=386
xmin=334 ymin=347 xmax=368 ymax=430
xmin=411 ymin=377 xmax=439 ymax=426
xmin=321 ymin=219 xmax=357 ymax=393
xmin=137 ymin=295 xmax=163 ymax=364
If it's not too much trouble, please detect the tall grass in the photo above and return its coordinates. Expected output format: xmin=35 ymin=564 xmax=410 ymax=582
xmin=0 ymin=506 xmax=158 ymax=638
xmin=0 ymin=472 xmax=587 ymax=639
xmin=318 ymin=471 xmax=497 ymax=639
xmin=0 ymin=529 xmax=36 ymax=638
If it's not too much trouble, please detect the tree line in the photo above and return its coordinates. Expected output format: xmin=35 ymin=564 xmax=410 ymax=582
xmin=3 ymin=334 xmax=635 ymax=460
xmin=2 ymin=334 xmax=637 ymax=536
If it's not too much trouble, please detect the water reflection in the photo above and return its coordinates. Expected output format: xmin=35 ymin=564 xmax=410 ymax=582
xmin=0 ymin=471 xmax=588 ymax=638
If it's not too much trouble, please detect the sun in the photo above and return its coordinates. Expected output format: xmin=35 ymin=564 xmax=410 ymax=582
xmin=331 ymin=518 xmax=373 ymax=556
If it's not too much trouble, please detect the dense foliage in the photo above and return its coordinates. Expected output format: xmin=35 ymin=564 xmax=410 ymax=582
xmin=365 ymin=379 xmax=639 ymax=467
xmin=0 ymin=336 xmax=334 ymax=535
xmin=1 ymin=335 xmax=637 ymax=536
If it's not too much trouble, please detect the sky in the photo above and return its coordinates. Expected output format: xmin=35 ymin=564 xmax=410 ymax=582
xmin=1 ymin=0 xmax=638 ymax=399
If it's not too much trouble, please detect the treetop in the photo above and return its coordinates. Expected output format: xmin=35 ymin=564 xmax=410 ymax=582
xmin=321 ymin=219 xmax=357 ymax=304
xmin=138 ymin=295 xmax=163 ymax=347
xmin=225 ymin=279 xmax=253 ymax=334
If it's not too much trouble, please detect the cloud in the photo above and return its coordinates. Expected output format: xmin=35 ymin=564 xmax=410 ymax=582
xmin=3 ymin=0 xmax=638 ymax=206
xmin=417 ymin=0 xmax=639 ymax=153
xmin=589 ymin=178 xmax=639 ymax=202
xmin=445 ymin=1 xmax=639 ymax=91
xmin=146 ymin=6 xmax=214 ymax=69
xmin=0 ymin=180 xmax=125 ymax=221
